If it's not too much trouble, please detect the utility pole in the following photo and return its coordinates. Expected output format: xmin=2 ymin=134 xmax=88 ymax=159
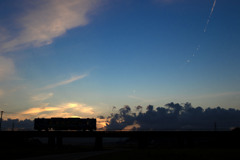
xmin=0 ymin=111 xmax=3 ymax=131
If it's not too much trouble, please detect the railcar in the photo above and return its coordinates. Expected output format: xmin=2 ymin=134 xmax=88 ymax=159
xmin=34 ymin=118 xmax=96 ymax=131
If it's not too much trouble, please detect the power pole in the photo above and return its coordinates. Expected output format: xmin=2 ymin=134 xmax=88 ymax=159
xmin=0 ymin=111 xmax=3 ymax=131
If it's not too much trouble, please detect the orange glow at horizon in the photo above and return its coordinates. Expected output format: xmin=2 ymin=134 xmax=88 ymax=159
xmin=96 ymin=118 xmax=108 ymax=130
xmin=122 ymin=122 xmax=140 ymax=131
xmin=6 ymin=102 xmax=95 ymax=120
xmin=3 ymin=102 xmax=110 ymax=130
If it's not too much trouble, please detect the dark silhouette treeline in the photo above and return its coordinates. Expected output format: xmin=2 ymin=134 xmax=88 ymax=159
xmin=2 ymin=102 xmax=240 ymax=131
xmin=105 ymin=102 xmax=240 ymax=131
xmin=2 ymin=119 xmax=33 ymax=131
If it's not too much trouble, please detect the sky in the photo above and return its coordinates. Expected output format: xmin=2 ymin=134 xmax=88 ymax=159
xmin=0 ymin=0 xmax=240 ymax=121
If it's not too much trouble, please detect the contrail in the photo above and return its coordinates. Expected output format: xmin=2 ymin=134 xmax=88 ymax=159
xmin=204 ymin=0 xmax=217 ymax=32
xmin=186 ymin=0 xmax=216 ymax=64
xmin=41 ymin=74 xmax=88 ymax=90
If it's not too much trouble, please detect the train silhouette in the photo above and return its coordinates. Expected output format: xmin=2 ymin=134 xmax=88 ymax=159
xmin=34 ymin=118 xmax=96 ymax=131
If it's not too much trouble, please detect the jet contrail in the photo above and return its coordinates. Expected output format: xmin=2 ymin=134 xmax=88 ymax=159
xmin=185 ymin=0 xmax=216 ymax=64
xmin=204 ymin=0 xmax=217 ymax=32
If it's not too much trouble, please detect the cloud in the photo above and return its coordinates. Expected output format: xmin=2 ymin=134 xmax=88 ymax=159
xmin=106 ymin=102 xmax=240 ymax=131
xmin=21 ymin=106 xmax=59 ymax=115
xmin=15 ymin=102 xmax=95 ymax=119
xmin=41 ymin=74 xmax=88 ymax=90
xmin=0 ymin=56 xmax=15 ymax=81
xmin=96 ymin=117 xmax=108 ymax=131
xmin=122 ymin=121 xmax=140 ymax=131
xmin=191 ymin=91 xmax=240 ymax=100
xmin=3 ymin=105 xmax=105 ymax=131
xmin=31 ymin=93 xmax=54 ymax=101
xmin=0 ymin=0 xmax=101 ymax=53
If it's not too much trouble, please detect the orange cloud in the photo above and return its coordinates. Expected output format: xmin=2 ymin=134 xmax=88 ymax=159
xmin=10 ymin=102 xmax=95 ymax=120
xmin=21 ymin=107 xmax=59 ymax=114
xmin=122 ymin=121 xmax=140 ymax=131
xmin=6 ymin=102 xmax=108 ymax=130
xmin=96 ymin=118 xmax=108 ymax=131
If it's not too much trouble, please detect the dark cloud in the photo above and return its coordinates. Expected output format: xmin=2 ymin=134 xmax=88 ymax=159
xmin=119 ymin=105 xmax=131 ymax=116
xmin=112 ymin=106 xmax=117 ymax=112
xmin=135 ymin=105 xmax=143 ymax=112
xmin=106 ymin=105 xmax=136 ymax=131
xmin=106 ymin=102 xmax=240 ymax=131
xmin=97 ymin=115 xmax=105 ymax=119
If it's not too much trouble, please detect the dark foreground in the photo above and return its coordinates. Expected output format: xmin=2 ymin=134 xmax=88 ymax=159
xmin=84 ymin=148 xmax=240 ymax=160
xmin=1 ymin=131 xmax=240 ymax=159
xmin=1 ymin=145 xmax=240 ymax=160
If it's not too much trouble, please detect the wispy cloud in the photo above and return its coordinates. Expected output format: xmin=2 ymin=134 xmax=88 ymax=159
xmin=21 ymin=106 xmax=58 ymax=115
xmin=0 ymin=0 xmax=101 ymax=53
xmin=204 ymin=0 xmax=217 ymax=32
xmin=31 ymin=93 xmax=54 ymax=101
xmin=194 ymin=91 xmax=240 ymax=99
xmin=0 ymin=56 xmax=15 ymax=81
xmin=41 ymin=74 xmax=88 ymax=90
xmin=17 ymin=102 xmax=95 ymax=119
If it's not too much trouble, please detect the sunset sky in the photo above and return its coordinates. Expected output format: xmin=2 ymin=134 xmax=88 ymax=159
xmin=0 ymin=0 xmax=240 ymax=120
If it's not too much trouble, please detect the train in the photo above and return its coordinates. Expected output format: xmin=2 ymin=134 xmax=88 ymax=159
xmin=34 ymin=118 xmax=96 ymax=131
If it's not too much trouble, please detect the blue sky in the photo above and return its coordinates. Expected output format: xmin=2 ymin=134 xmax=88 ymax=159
xmin=0 ymin=0 xmax=240 ymax=120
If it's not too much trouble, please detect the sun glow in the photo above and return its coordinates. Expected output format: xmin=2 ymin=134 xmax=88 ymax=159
xmin=7 ymin=102 xmax=95 ymax=120
xmin=96 ymin=118 xmax=108 ymax=131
